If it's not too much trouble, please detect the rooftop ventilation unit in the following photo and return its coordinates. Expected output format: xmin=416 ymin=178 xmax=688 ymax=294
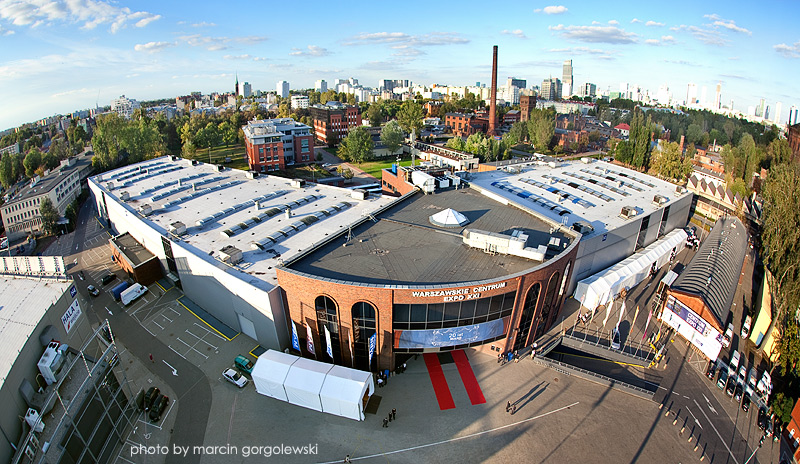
xmin=675 ymin=185 xmax=686 ymax=194
xmin=140 ymin=204 xmax=153 ymax=216
xmin=215 ymin=164 xmax=224 ymax=172
xmin=171 ymin=155 xmax=181 ymax=161
xmin=119 ymin=191 xmax=130 ymax=201
xmin=246 ymin=171 xmax=259 ymax=179
xmin=219 ymin=245 xmax=243 ymax=265
xmin=106 ymin=182 xmax=115 ymax=190
xmin=652 ymin=194 xmax=669 ymax=206
xmin=351 ymin=189 xmax=368 ymax=200
xmin=580 ymin=157 xmax=593 ymax=164
xmin=169 ymin=221 xmax=187 ymax=236
xmin=291 ymin=179 xmax=306 ymax=188
xmin=620 ymin=206 xmax=637 ymax=219
xmin=571 ymin=221 xmax=594 ymax=234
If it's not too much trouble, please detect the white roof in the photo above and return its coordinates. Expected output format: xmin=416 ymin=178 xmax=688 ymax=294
xmin=251 ymin=349 xmax=298 ymax=401
xmin=429 ymin=208 xmax=469 ymax=227
xmin=283 ymin=357 xmax=333 ymax=412
xmin=0 ymin=276 xmax=72 ymax=388
xmin=470 ymin=159 xmax=687 ymax=236
xmin=574 ymin=228 xmax=688 ymax=312
xmin=91 ymin=157 xmax=395 ymax=292
xmin=320 ymin=365 xmax=374 ymax=421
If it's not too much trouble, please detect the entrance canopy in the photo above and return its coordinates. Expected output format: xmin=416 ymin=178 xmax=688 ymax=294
xmin=251 ymin=350 xmax=376 ymax=421
xmin=573 ymin=228 xmax=688 ymax=312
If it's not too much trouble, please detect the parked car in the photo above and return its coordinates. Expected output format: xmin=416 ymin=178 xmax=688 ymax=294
xmin=726 ymin=375 xmax=737 ymax=397
xmin=757 ymin=407 xmax=768 ymax=431
xmin=234 ymin=355 xmax=254 ymax=375
xmin=741 ymin=315 xmax=752 ymax=339
xmin=723 ymin=323 xmax=734 ymax=348
xmin=149 ymin=394 xmax=170 ymax=422
xmin=101 ymin=273 xmax=117 ymax=285
xmin=87 ymin=285 xmax=100 ymax=297
xmin=717 ymin=366 xmax=729 ymax=390
xmin=741 ymin=394 xmax=751 ymax=412
xmin=734 ymin=383 xmax=744 ymax=401
xmin=774 ymin=417 xmax=783 ymax=442
xmin=222 ymin=368 xmax=248 ymax=388
xmin=705 ymin=360 xmax=717 ymax=380
xmin=611 ymin=327 xmax=621 ymax=350
xmin=144 ymin=387 xmax=160 ymax=411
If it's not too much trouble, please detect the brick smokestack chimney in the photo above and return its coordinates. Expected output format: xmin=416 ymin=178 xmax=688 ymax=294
xmin=679 ymin=134 xmax=685 ymax=153
xmin=489 ymin=45 xmax=498 ymax=136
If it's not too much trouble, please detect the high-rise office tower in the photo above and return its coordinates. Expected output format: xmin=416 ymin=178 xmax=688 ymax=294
xmin=714 ymin=82 xmax=721 ymax=109
xmin=315 ymin=80 xmax=327 ymax=93
xmin=242 ymin=82 xmax=252 ymax=98
xmin=562 ymin=60 xmax=573 ymax=96
xmin=757 ymin=98 xmax=765 ymax=118
xmin=277 ymin=81 xmax=289 ymax=98
xmin=774 ymin=102 xmax=782 ymax=125
xmin=686 ymin=83 xmax=697 ymax=105
xmin=508 ymin=77 xmax=526 ymax=90
xmin=541 ymin=77 xmax=562 ymax=101
xmin=789 ymin=106 xmax=798 ymax=126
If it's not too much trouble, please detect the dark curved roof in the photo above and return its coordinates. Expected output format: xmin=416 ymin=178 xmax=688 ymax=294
xmin=671 ymin=217 xmax=747 ymax=326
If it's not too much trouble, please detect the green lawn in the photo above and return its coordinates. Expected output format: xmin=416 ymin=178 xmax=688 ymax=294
xmin=185 ymin=144 xmax=250 ymax=170
xmin=355 ymin=156 xmax=416 ymax=178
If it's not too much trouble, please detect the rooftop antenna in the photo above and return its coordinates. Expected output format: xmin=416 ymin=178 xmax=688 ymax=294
xmin=410 ymin=129 xmax=416 ymax=167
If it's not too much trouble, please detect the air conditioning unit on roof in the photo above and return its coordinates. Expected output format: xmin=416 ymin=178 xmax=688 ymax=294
xmin=620 ymin=206 xmax=637 ymax=219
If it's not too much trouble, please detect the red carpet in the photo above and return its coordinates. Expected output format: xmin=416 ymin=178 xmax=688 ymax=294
xmin=423 ymin=353 xmax=455 ymax=410
xmin=452 ymin=350 xmax=486 ymax=405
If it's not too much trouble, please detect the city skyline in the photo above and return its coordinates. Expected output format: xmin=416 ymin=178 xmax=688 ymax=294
xmin=0 ymin=0 xmax=798 ymax=130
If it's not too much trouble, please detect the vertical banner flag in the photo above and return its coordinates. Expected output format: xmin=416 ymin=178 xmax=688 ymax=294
xmin=617 ymin=299 xmax=627 ymax=327
xmin=368 ymin=333 xmax=377 ymax=368
xmin=291 ymin=321 xmax=301 ymax=351
xmin=642 ymin=309 xmax=653 ymax=341
xmin=306 ymin=323 xmax=315 ymax=356
xmin=324 ymin=325 xmax=334 ymax=359
xmin=602 ymin=295 xmax=613 ymax=328
xmin=348 ymin=332 xmax=355 ymax=366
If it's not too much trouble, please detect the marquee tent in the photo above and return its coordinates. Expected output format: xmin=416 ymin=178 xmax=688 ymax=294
xmin=573 ymin=228 xmax=688 ymax=312
xmin=320 ymin=365 xmax=375 ymax=421
xmin=251 ymin=350 xmax=376 ymax=421
xmin=283 ymin=357 xmax=332 ymax=412
xmin=251 ymin=349 xmax=297 ymax=402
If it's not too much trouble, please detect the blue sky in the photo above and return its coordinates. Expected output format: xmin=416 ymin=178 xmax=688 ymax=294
xmin=0 ymin=0 xmax=798 ymax=131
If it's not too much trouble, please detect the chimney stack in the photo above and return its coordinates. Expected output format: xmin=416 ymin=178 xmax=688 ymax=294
xmin=489 ymin=45 xmax=498 ymax=136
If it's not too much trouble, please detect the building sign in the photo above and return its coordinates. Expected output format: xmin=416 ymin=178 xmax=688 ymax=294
xmin=395 ymin=318 xmax=505 ymax=349
xmin=70 ymin=285 xmax=77 ymax=298
xmin=62 ymin=298 xmax=82 ymax=333
xmin=660 ymin=295 xmax=722 ymax=361
xmin=664 ymin=295 xmax=707 ymax=336
xmin=409 ymin=282 xmax=507 ymax=303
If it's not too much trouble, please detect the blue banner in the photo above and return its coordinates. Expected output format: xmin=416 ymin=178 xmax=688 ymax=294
xmin=291 ymin=321 xmax=300 ymax=352
xmin=397 ymin=318 xmax=506 ymax=349
xmin=324 ymin=326 xmax=333 ymax=359
xmin=368 ymin=333 xmax=377 ymax=367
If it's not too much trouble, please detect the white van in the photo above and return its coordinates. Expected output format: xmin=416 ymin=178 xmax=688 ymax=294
xmin=120 ymin=283 xmax=147 ymax=306
xmin=729 ymin=351 xmax=741 ymax=373
xmin=741 ymin=316 xmax=752 ymax=339
xmin=723 ymin=323 xmax=734 ymax=348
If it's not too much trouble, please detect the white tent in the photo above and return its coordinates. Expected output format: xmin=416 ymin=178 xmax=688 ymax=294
xmin=283 ymin=357 xmax=333 ymax=412
xmin=251 ymin=350 xmax=297 ymax=402
xmin=574 ymin=228 xmax=688 ymax=312
xmin=320 ymin=365 xmax=375 ymax=421
xmin=429 ymin=208 xmax=469 ymax=228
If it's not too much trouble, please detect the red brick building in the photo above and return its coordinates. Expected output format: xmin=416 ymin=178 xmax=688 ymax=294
xmin=788 ymin=123 xmax=800 ymax=162
xmin=504 ymin=110 xmax=521 ymax=125
xmin=309 ymin=102 xmax=362 ymax=146
xmin=445 ymin=112 xmax=490 ymax=137
xmin=242 ymin=118 xmax=314 ymax=172
xmin=520 ymin=95 xmax=536 ymax=122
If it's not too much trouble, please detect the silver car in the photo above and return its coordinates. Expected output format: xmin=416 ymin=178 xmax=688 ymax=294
xmin=222 ymin=368 xmax=248 ymax=388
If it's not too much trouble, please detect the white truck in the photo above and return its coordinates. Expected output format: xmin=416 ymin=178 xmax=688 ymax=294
xmin=120 ymin=283 xmax=147 ymax=306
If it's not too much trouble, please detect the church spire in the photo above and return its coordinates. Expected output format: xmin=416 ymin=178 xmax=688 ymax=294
xmin=235 ymin=72 xmax=239 ymax=97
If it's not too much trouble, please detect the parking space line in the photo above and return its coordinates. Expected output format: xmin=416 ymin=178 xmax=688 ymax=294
xmin=185 ymin=329 xmax=219 ymax=350
xmin=161 ymin=315 xmax=173 ymax=323
xmin=116 ymin=454 xmax=136 ymax=464
xmin=137 ymin=418 xmax=162 ymax=430
xmin=152 ymin=321 xmax=164 ymax=330
xmin=176 ymin=337 xmax=209 ymax=359
xmin=193 ymin=323 xmax=226 ymax=341
xmin=168 ymin=345 xmax=187 ymax=359
xmin=169 ymin=307 xmax=180 ymax=316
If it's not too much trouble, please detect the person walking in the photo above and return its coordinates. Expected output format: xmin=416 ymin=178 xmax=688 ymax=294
xmin=382 ymin=417 xmax=388 ymax=428
xmin=511 ymin=404 xmax=517 ymax=415
xmin=344 ymin=455 xmax=351 ymax=463
xmin=506 ymin=401 xmax=511 ymax=412
xmin=388 ymin=412 xmax=392 ymax=422
xmin=149 ymin=353 xmax=154 ymax=363
xmin=530 ymin=343 xmax=538 ymax=360
xmin=391 ymin=408 xmax=396 ymax=420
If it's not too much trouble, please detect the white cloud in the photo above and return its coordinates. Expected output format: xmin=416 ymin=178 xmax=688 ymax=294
xmin=608 ymin=20 xmax=619 ymax=25
xmin=672 ymin=24 xmax=727 ymax=46
xmin=223 ymin=54 xmax=252 ymax=60
xmin=134 ymin=41 xmax=173 ymax=53
xmin=774 ymin=42 xmax=800 ymax=59
xmin=0 ymin=24 xmax=13 ymax=35
xmin=645 ymin=21 xmax=664 ymax=27
xmin=549 ymin=24 xmax=637 ymax=44
xmin=661 ymin=35 xmax=676 ymax=43
xmin=630 ymin=18 xmax=641 ymax=24
xmin=704 ymin=14 xmax=751 ymax=35
xmin=252 ymin=56 xmax=268 ymax=61
xmin=0 ymin=0 xmax=161 ymax=33
xmin=178 ymin=34 xmax=267 ymax=51
xmin=51 ymin=87 xmax=92 ymax=98
xmin=289 ymin=45 xmax=331 ymax=57
xmin=343 ymin=31 xmax=468 ymax=47
xmin=392 ymin=45 xmax=424 ymax=57
xmin=645 ymin=39 xmax=660 ymax=45
xmin=535 ymin=5 xmax=568 ymax=14
xmin=501 ymin=29 xmax=526 ymax=39
xmin=192 ymin=21 xmax=216 ymax=28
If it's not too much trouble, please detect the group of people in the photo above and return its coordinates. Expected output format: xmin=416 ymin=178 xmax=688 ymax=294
xmin=381 ymin=408 xmax=397 ymax=428
xmin=376 ymin=362 xmax=408 ymax=388
xmin=497 ymin=343 xmax=538 ymax=365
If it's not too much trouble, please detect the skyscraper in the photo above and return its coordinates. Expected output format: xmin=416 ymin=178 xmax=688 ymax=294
xmin=507 ymin=77 xmax=526 ymax=89
xmin=277 ymin=81 xmax=289 ymax=98
xmin=686 ymin=83 xmax=697 ymax=105
xmin=315 ymin=79 xmax=327 ymax=93
xmin=541 ymin=77 xmax=562 ymax=101
xmin=789 ymin=106 xmax=799 ymax=126
xmin=757 ymin=98 xmax=765 ymax=118
xmin=714 ymin=82 xmax=721 ymax=110
xmin=774 ymin=101 xmax=782 ymax=125
xmin=243 ymin=82 xmax=252 ymax=98
xmin=562 ymin=60 xmax=573 ymax=97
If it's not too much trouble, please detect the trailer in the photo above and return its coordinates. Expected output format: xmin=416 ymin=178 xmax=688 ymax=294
xmin=111 ymin=282 xmax=130 ymax=301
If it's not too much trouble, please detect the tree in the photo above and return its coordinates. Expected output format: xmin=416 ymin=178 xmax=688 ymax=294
xmin=649 ymin=142 xmax=692 ymax=182
xmin=686 ymin=124 xmax=703 ymax=145
xmin=366 ymin=103 xmax=384 ymax=127
xmin=41 ymin=151 xmax=59 ymax=171
xmin=315 ymin=151 xmax=323 ymax=162
xmin=65 ymin=202 xmax=78 ymax=230
xmin=218 ymin=121 xmax=237 ymax=147
xmin=380 ymin=120 xmax=404 ymax=155
xmin=23 ymin=135 xmax=42 ymax=152
xmin=339 ymin=126 xmax=374 ymax=164
xmin=504 ymin=121 xmax=528 ymax=146
xmin=23 ymin=148 xmax=42 ymax=178
xmin=397 ymin=101 xmax=423 ymax=136
xmin=761 ymin=163 xmax=800 ymax=374
xmin=0 ymin=153 xmax=14 ymax=189
xmin=771 ymin=392 xmax=794 ymax=425
xmin=527 ymin=108 xmax=555 ymax=151
xmin=40 ymin=197 xmax=59 ymax=235
xmin=629 ymin=109 xmax=653 ymax=169
xmin=766 ymin=138 xmax=792 ymax=168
